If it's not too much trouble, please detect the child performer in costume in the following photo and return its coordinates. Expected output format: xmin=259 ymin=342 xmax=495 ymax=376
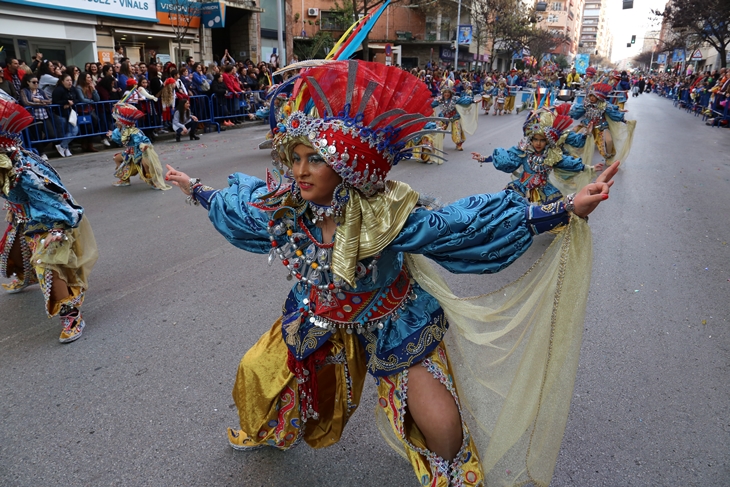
xmin=569 ymin=82 xmax=636 ymax=166
xmin=165 ymin=60 xmax=618 ymax=487
xmin=471 ymin=104 xmax=601 ymax=204
xmin=493 ymin=80 xmax=508 ymax=115
xmin=0 ymin=94 xmax=98 ymax=343
xmin=481 ymin=79 xmax=495 ymax=114
xmin=107 ymin=103 xmax=171 ymax=190
xmin=432 ymin=81 xmax=474 ymax=151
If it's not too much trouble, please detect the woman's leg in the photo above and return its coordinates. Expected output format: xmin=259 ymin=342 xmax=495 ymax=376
xmin=376 ymin=343 xmax=483 ymax=487
xmin=407 ymin=364 xmax=462 ymax=460
xmin=186 ymin=120 xmax=199 ymax=139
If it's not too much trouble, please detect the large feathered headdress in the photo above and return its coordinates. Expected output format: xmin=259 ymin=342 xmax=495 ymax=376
xmin=271 ymin=60 xmax=440 ymax=197
xmin=520 ymin=103 xmax=575 ymax=166
xmin=588 ymin=82 xmax=613 ymax=101
xmin=0 ymin=92 xmax=34 ymax=148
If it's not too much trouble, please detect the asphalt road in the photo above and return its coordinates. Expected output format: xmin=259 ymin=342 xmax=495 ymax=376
xmin=1 ymin=93 xmax=728 ymax=487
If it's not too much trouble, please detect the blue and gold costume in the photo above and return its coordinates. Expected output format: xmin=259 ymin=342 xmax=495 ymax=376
xmin=0 ymin=95 xmax=97 ymax=342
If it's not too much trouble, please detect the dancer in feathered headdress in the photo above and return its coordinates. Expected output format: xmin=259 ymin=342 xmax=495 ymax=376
xmin=569 ymin=82 xmax=636 ymax=166
xmin=106 ymin=100 xmax=170 ymax=189
xmin=472 ymin=103 xmax=600 ymax=204
xmin=0 ymin=93 xmax=98 ymax=343
xmin=431 ymin=78 xmax=476 ymax=150
xmin=164 ymin=56 xmax=620 ymax=487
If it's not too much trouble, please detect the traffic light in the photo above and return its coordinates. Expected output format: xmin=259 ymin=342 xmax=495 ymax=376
xmin=631 ymin=35 xmax=636 ymax=44
xmin=623 ymin=1 xmax=633 ymax=8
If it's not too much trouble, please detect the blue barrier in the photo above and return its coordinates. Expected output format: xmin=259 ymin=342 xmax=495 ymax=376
xmin=18 ymin=92 xmax=269 ymax=152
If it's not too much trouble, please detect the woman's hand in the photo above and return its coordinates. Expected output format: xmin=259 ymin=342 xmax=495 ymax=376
xmin=471 ymin=152 xmax=483 ymax=161
xmin=43 ymin=232 xmax=64 ymax=248
xmin=191 ymin=115 xmax=198 ymax=122
xmin=572 ymin=161 xmax=620 ymax=218
xmin=165 ymin=164 xmax=192 ymax=195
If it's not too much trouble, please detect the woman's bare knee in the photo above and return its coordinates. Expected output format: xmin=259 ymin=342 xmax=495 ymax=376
xmin=406 ymin=364 xmax=462 ymax=460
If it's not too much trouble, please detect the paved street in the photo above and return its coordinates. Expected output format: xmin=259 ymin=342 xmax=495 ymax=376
xmin=1 ymin=93 xmax=728 ymax=487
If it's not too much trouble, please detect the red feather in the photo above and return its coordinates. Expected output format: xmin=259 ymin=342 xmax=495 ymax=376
xmin=0 ymin=97 xmax=34 ymax=134
xmin=554 ymin=103 xmax=571 ymax=116
xmin=552 ymin=114 xmax=573 ymax=133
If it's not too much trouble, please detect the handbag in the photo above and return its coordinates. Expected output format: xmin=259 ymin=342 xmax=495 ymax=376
xmin=68 ymin=109 xmax=78 ymax=127
xmin=201 ymin=80 xmax=211 ymax=92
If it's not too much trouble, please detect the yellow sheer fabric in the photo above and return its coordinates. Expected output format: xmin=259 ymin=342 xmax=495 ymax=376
xmin=0 ymin=154 xmax=13 ymax=196
xmin=579 ymin=119 xmax=636 ymax=168
xmin=141 ymin=146 xmax=172 ymax=190
xmin=374 ymin=218 xmax=592 ymax=487
xmin=456 ymin=103 xmax=479 ymax=136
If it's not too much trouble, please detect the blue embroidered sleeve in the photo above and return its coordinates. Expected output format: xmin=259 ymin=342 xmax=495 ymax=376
xmin=193 ymin=187 xmax=218 ymax=210
xmin=389 ymin=190 xmax=533 ymax=274
xmin=206 ymin=173 xmax=272 ymax=254
xmin=604 ymin=103 xmax=625 ymax=122
xmin=110 ymin=128 xmax=122 ymax=146
xmin=491 ymin=146 xmax=523 ymax=173
xmin=554 ymin=154 xmax=585 ymax=172
xmin=525 ymin=201 xmax=570 ymax=235
xmin=565 ymin=131 xmax=587 ymax=148
xmin=14 ymin=154 xmax=84 ymax=229
xmin=456 ymin=95 xmax=473 ymax=106
xmin=569 ymin=103 xmax=586 ymax=119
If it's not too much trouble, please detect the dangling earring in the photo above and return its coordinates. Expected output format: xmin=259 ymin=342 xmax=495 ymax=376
xmin=290 ymin=180 xmax=302 ymax=202
xmin=331 ymin=183 xmax=351 ymax=222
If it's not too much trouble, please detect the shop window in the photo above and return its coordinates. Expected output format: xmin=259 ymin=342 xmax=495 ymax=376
xmin=0 ymin=38 xmax=16 ymax=66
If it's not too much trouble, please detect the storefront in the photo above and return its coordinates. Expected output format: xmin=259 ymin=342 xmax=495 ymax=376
xmin=0 ymin=2 xmax=98 ymax=67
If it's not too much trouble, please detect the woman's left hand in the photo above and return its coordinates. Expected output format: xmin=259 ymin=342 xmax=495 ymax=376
xmin=191 ymin=116 xmax=198 ymax=122
xmin=573 ymin=161 xmax=620 ymax=218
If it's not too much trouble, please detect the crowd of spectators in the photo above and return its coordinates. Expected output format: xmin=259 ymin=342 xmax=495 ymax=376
xmin=645 ymin=67 xmax=730 ymax=127
xmin=0 ymin=48 xmax=284 ymax=159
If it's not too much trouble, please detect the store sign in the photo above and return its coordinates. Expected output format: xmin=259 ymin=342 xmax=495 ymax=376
xmin=656 ymin=53 xmax=666 ymax=64
xmin=439 ymin=46 xmax=474 ymax=63
xmin=98 ymin=50 xmax=115 ymax=64
xmin=201 ymin=2 xmax=225 ymax=28
xmin=672 ymin=48 xmax=685 ymax=63
xmin=157 ymin=0 xmax=202 ymax=28
xmin=3 ymin=0 xmax=158 ymax=22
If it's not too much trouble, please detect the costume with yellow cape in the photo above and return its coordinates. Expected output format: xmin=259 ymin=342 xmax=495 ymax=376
xmin=181 ymin=55 xmax=596 ymax=487
xmin=110 ymin=99 xmax=171 ymax=190
xmin=0 ymin=94 xmax=98 ymax=343
xmin=568 ymin=83 xmax=636 ymax=167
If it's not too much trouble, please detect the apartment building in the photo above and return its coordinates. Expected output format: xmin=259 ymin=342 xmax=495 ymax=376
xmin=535 ymin=0 xmax=585 ymax=60
xmin=579 ymin=0 xmax=611 ymax=59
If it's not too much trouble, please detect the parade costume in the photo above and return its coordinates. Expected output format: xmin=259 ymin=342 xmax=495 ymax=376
xmin=180 ymin=59 xmax=596 ymax=487
xmin=481 ymin=81 xmax=495 ymax=113
xmin=110 ymin=102 xmax=171 ymax=190
xmin=0 ymin=95 xmax=98 ymax=343
xmin=482 ymin=105 xmax=592 ymax=204
xmin=569 ymin=83 xmax=635 ymax=166
xmin=432 ymin=82 xmax=476 ymax=151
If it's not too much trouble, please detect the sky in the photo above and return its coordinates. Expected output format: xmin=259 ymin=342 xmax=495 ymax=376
xmin=606 ymin=0 xmax=668 ymax=62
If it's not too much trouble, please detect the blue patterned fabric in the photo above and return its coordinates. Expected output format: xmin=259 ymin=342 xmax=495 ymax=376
xmin=569 ymin=100 xmax=625 ymax=128
xmin=110 ymin=128 xmax=151 ymax=162
xmin=565 ymin=131 xmax=587 ymax=148
xmin=491 ymin=146 xmax=585 ymax=202
xmin=206 ymin=173 xmax=564 ymax=376
xmin=3 ymin=151 xmax=84 ymax=232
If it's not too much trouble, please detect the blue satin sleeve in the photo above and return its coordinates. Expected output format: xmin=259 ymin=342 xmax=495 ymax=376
xmin=565 ymin=131 xmax=587 ymax=148
xmin=110 ymin=128 xmax=122 ymax=146
xmin=491 ymin=146 xmax=523 ymax=173
xmin=206 ymin=173 xmax=271 ymax=254
xmin=569 ymin=103 xmax=586 ymax=119
xmin=456 ymin=95 xmax=473 ymax=106
xmin=604 ymin=103 xmax=625 ymax=122
xmin=554 ymin=154 xmax=585 ymax=172
xmin=389 ymin=190 xmax=533 ymax=274
xmin=12 ymin=154 xmax=83 ymax=230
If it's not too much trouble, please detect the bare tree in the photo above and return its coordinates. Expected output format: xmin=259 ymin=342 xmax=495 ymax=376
xmin=653 ymin=0 xmax=730 ymax=68
xmin=167 ymin=0 xmax=202 ymax=64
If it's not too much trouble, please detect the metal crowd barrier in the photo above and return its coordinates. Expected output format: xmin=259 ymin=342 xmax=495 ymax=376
xmin=20 ymin=91 xmax=267 ymax=153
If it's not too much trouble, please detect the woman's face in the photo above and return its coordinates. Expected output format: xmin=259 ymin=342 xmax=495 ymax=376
xmin=85 ymin=73 xmax=92 ymax=85
xmin=140 ymin=78 xmax=148 ymax=88
xmin=62 ymin=76 xmax=73 ymax=89
xmin=196 ymin=65 xmax=202 ymax=72
xmin=531 ymin=134 xmax=547 ymax=153
xmin=90 ymin=64 xmax=98 ymax=74
xmin=290 ymin=144 xmax=342 ymax=206
xmin=184 ymin=100 xmax=190 ymax=110
xmin=29 ymin=78 xmax=39 ymax=90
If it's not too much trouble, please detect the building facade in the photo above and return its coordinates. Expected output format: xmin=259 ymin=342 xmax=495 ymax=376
xmin=535 ymin=0 xmax=585 ymax=60
xmin=579 ymin=0 xmax=610 ymax=59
